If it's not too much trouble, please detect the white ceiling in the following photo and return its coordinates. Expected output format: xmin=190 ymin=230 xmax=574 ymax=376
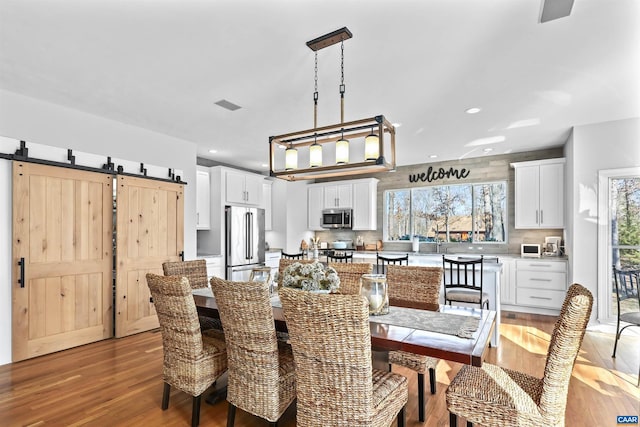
xmin=1 ymin=0 xmax=638 ymax=172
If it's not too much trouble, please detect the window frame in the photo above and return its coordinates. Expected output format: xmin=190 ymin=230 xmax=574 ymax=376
xmin=383 ymin=180 xmax=508 ymax=244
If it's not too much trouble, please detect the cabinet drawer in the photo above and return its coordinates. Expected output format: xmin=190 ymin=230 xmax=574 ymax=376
xmin=517 ymin=271 xmax=566 ymax=290
xmin=516 ymin=259 xmax=566 ymax=272
xmin=517 ymin=288 xmax=565 ymax=309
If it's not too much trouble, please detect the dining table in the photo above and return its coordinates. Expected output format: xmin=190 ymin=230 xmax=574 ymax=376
xmin=193 ymin=290 xmax=496 ymax=367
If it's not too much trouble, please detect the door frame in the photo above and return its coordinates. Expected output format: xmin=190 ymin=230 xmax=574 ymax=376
xmin=597 ymin=166 xmax=640 ymax=322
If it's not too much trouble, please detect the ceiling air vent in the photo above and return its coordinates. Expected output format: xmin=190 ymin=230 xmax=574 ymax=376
xmin=214 ymin=99 xmax=242 ymax=111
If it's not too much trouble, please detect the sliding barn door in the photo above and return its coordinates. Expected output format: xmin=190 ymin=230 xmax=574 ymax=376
xmin=12 ymin=162 xmax=114 ymax=362
xmin=115 ymin=175 xmax=184 ymax=337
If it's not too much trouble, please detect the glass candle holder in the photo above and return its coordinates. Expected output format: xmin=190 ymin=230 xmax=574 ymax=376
xmin=360 ymin=274 xmax=389 ymax=315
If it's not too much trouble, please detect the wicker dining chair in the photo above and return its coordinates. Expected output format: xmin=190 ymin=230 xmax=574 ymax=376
xmin=162 ymin=259 xmax=222 ymax=332
xmin=145 ymin=273 xmax=228 ymax=427
xmin=279 ymin=287 xmax=408 ymax=427
xmin=328 ymin=262 xmax=373 ymax=295
xmin=386 ymin=265 xmax=443 ymax=422
xmin=446 ymin=283 xmax=593 ymax=427
xmin=209 ymin=277 xmax=296 ymax=426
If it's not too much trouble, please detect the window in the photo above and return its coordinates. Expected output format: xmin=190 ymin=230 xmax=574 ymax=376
xmin=384 ymin=182 xmax=507 ymax=243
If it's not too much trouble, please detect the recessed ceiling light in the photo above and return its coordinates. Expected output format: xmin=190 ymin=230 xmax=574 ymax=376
xmin=483 ymin=148 xmax=493 ymax=153
xmin=208 ymin=149 xmax=218 ymax=154
xmin=392 ymin=123 xmax=402 ymax=128
xmin=465 ymin=107 xmax=482 ymax=114
xmin=261 ymin=163 xmax=268 ymax=168
xmin=429 ymin=155 xmax=438 ymax=159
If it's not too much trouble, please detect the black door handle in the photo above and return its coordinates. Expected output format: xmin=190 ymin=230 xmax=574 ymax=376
xmin=18 ymin=257 xmax=25 ymax=288
xmin=179 ymin=251 xmax=184 ymax=261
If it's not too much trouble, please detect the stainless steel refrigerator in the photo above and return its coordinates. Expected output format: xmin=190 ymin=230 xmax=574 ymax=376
xmin=225 ymin=205 xmax=265 ymax=281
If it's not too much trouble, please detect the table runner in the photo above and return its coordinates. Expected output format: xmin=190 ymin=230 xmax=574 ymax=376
xmin=369 ymin=306 xmax=480 ymax=338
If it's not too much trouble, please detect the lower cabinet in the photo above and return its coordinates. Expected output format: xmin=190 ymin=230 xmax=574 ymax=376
xmin=265 ymin=250 xmax=282 ymax=282
xmin=515 ymin=259 xmax=567 ymax=310
xmin=200 ymin=256 xmax=224 ymax=281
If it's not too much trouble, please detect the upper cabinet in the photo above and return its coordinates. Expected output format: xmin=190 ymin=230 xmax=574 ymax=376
xmin=511 ymin=158 xmax=565 ymax=229
xmin=225 ymin=169 xmax=264 ymax=206
xmin=323 ymin=183 xmax=352 ymax=208
xmin=196 ymin=169 xmax=211 ymax=230
xmin=263 ymin=181 xmax=273 ymax=231
xmin=352 ymin=178 xmax=378 ymax=230
xmin=307 ymin=178 xmax=378 ymax=231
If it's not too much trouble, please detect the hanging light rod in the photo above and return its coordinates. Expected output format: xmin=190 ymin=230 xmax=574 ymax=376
xmin=306 ymin=27 xmax=353 ymax=51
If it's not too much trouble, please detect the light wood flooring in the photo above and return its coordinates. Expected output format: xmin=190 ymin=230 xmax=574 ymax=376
xmin=1 ymin=312 xmax=638 ymax=427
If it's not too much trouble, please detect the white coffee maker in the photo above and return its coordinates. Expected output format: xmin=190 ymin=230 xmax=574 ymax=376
xmin=543 ymin=236 xmax=562 ymax=257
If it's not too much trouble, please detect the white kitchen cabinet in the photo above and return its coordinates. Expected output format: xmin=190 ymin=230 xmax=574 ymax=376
xmin=199 ymin=256 xmax=224 ymax=281
xmin=323 ymin=183 xmax=352 ymax=208
xmin=196 ymin=169 xmax=210 ymax=230
xmin=352 ymin=178 xmax=378 ymax=230
xmin=225 ymin=170 xmax=264 ymax=206
xmin=515 ymin=259 xmax=567 ymax=309
xmin=512 ymin=158 xmax=565 ymax=228
xmin=500 ymin=258 xmax=516 ymax=305
xmin=263 ymin=181 xmax=273 ymax=231
xmin=308 ymin=185 xmax=324 ymax=231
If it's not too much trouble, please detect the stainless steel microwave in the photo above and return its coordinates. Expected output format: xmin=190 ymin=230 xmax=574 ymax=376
xmin=321 ymin=209 xmax=352 ymax=229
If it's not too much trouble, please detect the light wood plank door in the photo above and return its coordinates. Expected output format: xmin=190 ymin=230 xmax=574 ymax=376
xmin=12 ymin=162 xmax=114 ymax=362
xmin=115 ymin=175 xmax=184 ymax=337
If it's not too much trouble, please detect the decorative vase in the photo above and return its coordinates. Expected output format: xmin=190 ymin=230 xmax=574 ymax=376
xmin=360 ymin=274 xmax=389 ymax=315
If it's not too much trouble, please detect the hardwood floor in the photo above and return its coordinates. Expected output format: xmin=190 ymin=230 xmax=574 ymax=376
xmin=0 ymin=312 xmax=638 ymax=427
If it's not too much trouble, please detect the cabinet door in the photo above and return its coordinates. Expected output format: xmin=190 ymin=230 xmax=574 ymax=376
xmin=196 ymin=170 xmax=210 ymax=230
xmin=244 ymin=174 xmax=263 ymax=205
xmin=352 ymin=180 xmax=376 ymax=230
xmin=308 ymin=186 xmax=324 ymax=230
xmin=324 ymin=185 xmax=338 ymax=208
xmin=514 ymin=165 xmax=540 ymax=228
xmin=336 ymin=183 xmax=352 ymax=208
xmin=225 ymin=170 xmax=246 ymax=204
xmin=539 ymin=162 xmax=564 ymax=228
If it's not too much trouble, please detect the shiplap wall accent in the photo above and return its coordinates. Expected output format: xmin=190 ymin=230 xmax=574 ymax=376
xmin=315 ymin=147 xmax=565 ymax=255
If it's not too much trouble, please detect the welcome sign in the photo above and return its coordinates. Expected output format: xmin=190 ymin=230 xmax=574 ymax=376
xmin=409 ymin=166 xmax=470 ymax=183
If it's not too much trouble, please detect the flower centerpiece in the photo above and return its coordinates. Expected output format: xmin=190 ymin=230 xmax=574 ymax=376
xmin=282 ymin=261 xmax=340 ymax=293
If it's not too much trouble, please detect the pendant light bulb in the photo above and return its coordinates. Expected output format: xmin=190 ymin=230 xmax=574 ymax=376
xmin=285 ymin=144 xmax=298 ymax=170
xmin=309 ymin=137 xmax=322 ymax=168
xmin=336 ymin=129 xmax=349 ymax=164
xmin=364 ymin=127 xmax=379 ymax=161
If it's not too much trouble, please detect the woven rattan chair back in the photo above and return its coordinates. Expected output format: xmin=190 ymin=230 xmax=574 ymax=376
xmin=145 ymin=273 xmax=227 ymax=427
xmin=538 ymin=283 xmax=593 ymax=423
xmin=162 ymin=259 xmax=209 ymax=289
xmin=386 ymin=265 xmax=442 ymax=305
xmin=376 ymin=252 xmax=409 ymax=274
xmin=209 ymin=277 xmax=296 ymax=424
xmin=279 ymin=287 xmax=408 ymax=427
xmin=442 ymin=255 xmax=487 ymax=309
xmin=277 ymin=258 xmax=315 ymax=287
xmin=329 ymin=262 xmax=373 ymax=295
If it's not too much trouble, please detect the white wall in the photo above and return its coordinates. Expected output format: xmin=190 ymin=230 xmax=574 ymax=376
xmin=566 ymin=117 xmax=640 ymax=318
xmin=0 ymin=160 xmax=11 ymax=365
xmin=0 ymin=89 xmax=199 ymax=365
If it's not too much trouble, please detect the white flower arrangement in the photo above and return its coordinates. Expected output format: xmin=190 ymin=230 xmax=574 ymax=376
xmin=282 ymin=261 xmax=340 ymax=292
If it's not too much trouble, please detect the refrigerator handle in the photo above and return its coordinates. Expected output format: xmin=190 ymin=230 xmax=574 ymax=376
xmin=245 ymin=212 xmax=251 ymax=260
xmin=249 ymin=212 xmax=254 ymax=260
